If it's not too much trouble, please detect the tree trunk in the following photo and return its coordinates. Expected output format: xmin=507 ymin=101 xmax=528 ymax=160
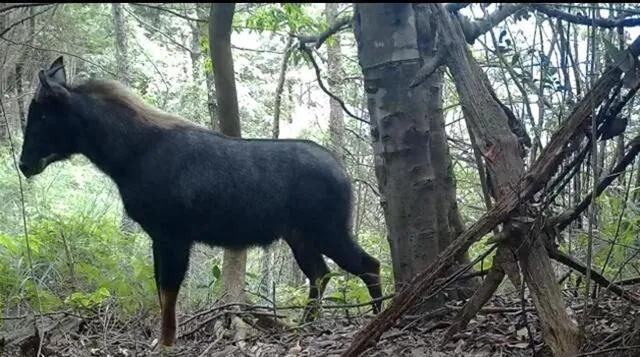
xmin=353 ymin=4 xmax=465 ymax=305
xmin=326 ymin=3 xmax=345 ymax=163
xmin=344 ymin=32 xmax=640 ymax=356
xmin=209 ymin=3 xmax=246 ymax=304
xmin=187 ymin=5 xmax=202 ymax=84
xmin=111 ymin=3 xmax=130 ymax=86
xmin=111 ymin=3 xmax=138 ymax=234
xmin=431 ymin=4 xmax=580 ymax=355
xmin=15 ymin=63 xmax=26 ymax=132
xmin=259 ymin=41 xmax=294 ymax=301
xmin=196 ymin=4 xmax=218 ymax=131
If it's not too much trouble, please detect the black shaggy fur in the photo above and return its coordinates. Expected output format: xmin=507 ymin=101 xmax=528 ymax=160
xmin=19 ymin=58 xmax=382 ymax=327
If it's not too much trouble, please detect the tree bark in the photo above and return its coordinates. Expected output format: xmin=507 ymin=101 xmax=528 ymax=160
xmin=326 ymin=3 xmax=345 ymax=163
xmin=354 ymin=3 xmax=439 ymax=295
xmin=353 ymin=3 xmax=467 ymax=306
xmin=343 ymin=9 xmax=640 ymax=357
xmin=209 ymin=3 xmax=246 ymax=304
xmin=433 ymin=4 xmax=579 ymax=355
xmin=111 ymin=3 xmax=139 ymax=234
xmin=111 ymin=3 xmax=130 ymax=86
xmin=15 ymin=63 xmax=26 ymax=132
xmin=195 ymin=4 xmax=218 ymax=131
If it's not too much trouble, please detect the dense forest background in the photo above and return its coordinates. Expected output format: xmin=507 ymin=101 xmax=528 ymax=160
xmin=2 ymin=3 xmax=640 ymax=356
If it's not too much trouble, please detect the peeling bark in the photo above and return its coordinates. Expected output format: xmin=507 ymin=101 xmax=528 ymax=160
xmin=343 ymin=7 xmax=640 ymax=357
xmin=433 ymin=4 xmax=580 ymax=355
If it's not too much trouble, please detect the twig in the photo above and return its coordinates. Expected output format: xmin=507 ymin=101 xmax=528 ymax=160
xmin=0 ymin=95 xmax=44 ymax=357
xmin=353 ymin=178 xmax=380 ymax=197
xmin=551 ymin=134 xmax=640 ymax=231
xmin=0 ymin=35 xmax=116 ymax=77
xmin=549 ymin=249 xmax=640 ymax=305
xmin=577 ymin=345 xmax=640 ymax=356
xmin=295 ymin=16 xmax=352 ymax=50
xmin=615 ymin=276 xmax=640 ymax=286
xmin=299 ymin=45 xmax=369 ymax=125
xmin=124 ymin=6 xmax=193 ymax=54
xmin=0 ymin=5 xmax=54 ymax=39
xmin=129 ymin=3 xmax=205 ymax=23
xmin=0 ymin=3 xmax=52 ymax=13
xmin=459 ymin=4 xmax=528 ymax=43
xmin=533 ymin=5 xmax=640 ymax=28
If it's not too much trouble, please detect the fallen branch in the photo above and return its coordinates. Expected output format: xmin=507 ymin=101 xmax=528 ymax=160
xmin=342 ymin=24 xmax=640 ymax=357
xmin=615 ymin=276 xmax=640 ymax=286
xmin=549 ymin=249 xmax=640 ymax=305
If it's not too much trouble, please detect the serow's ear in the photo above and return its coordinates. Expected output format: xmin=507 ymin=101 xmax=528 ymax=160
xmin=36 ymin=69 xmax=70 ymax=104
xmin=49 ymin=56 xmax=64 ymax=70
xmin=47 ymin=56 xmax=67 ymax=85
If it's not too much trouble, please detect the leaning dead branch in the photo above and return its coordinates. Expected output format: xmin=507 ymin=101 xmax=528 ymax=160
xmin=551 ymin=133 xmax=640 ymax=231
xmin=342 ymin=2 xmax=640 ymax=354
xmin=549 ymin=249 xmax=640 ymax=305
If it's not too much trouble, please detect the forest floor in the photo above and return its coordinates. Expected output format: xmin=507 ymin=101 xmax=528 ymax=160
xmin=2 ymin=291 xmax=640 ymax=357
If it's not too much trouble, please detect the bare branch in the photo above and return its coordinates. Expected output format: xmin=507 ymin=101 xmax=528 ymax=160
xmin=410 ymin=50 xmax=445 ymax=88
xmin=549 ymin=249 xmax=640 ymax=305
xmin=0 ymin=5 xmax=54 ymax=39
xmin=299 ymin=45 xmax=369 ymax=125
xmin=0 ymin=3 xmax=52 ymax=14
xmin=1 ymin=22 xmax=116 ymax=78
xmin=124 ymin=6 xmax=193 ymax=54
xmin=446 ymin=3 xmax=470 ymax=13
xmin=129 ymin=3 xmax=206 ymax=23
xmin=272 ymin=37 xmax=294 ymax=139
xmin=342 ymin=32 xmax=640 ymax=356
xmin=533 ymin=5 xmax=640 ymax=28
xmin=295 ymin=16 xmax=352 ymax=50
xmin=459 ymin=4 xmax=528 ymax=43
xmin=551 ymin=133 xmax=640 ymax=231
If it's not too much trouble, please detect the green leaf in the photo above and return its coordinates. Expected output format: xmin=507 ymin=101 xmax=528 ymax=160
xmin=212 ymin=265 xmax=221 ymax=280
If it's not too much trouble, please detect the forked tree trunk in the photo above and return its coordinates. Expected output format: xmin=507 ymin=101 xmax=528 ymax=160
xmin=209 ymin=3 xmax=247 ymax=304
xmin=427 ymin=4 xmax=580 ymax=355
xmin=353 ymin=4 xmax=468 ymax=304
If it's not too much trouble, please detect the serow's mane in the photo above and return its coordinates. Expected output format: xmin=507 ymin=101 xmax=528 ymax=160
xmin=72 ymin=80 xmax=201 ymax=130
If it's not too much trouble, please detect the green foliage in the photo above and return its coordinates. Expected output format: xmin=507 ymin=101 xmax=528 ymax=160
xmin=242 ymin=3 xmax=323 ymax=34
xmin=0 ymin=150 xmax=156 ymax=316
xmin=65 ymin=287 xmax=111 ymax=309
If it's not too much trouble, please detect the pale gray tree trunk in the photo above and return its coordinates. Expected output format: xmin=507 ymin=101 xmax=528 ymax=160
xmin=111 ymin=3 xmax=138 ymax=234
xmin=326 ymin=3 xmax=345 ymax=163
xmin=209 ymin=3 xmax=246 ymax=304
xmin=354 ymin=5 xmax=465 ymax=303
xmin=111 ymin=3 xmax=130 ymax=86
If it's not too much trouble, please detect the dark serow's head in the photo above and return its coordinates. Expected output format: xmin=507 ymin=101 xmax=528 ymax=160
xmin=19 ymin=56 xmax=76 ymax=178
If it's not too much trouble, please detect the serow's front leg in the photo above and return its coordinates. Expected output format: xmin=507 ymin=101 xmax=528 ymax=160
xmin=152 ymin=241 xmax=190 ymax=347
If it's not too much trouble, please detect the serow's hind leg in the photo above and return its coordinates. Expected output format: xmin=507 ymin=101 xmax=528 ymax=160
xmin=285 ymin=234 xmax=331 ymax=322
xmin=319 ymin=238 xmax=382 ymax=314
